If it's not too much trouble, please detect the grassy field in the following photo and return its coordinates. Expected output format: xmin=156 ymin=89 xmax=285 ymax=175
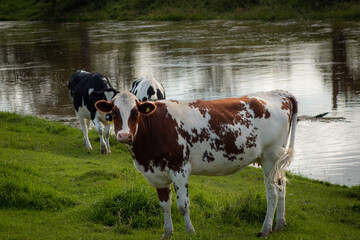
xmin=0 ymin=0 xmax=360 ymax=21
xmin=0 ymin=111 xmax=360 ymax=239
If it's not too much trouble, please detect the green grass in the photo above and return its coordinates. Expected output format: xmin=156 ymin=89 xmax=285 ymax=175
xmin=1 ymin=0 xmax=360 ymax=21
xmin=0 ymin=111 xmax=359 ymax=239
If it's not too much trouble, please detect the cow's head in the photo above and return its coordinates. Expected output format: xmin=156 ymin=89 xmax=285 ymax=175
xmin=95 ymin=91 xmax=156 ymax=143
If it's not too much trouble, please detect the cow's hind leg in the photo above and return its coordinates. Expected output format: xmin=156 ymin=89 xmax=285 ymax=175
xmin=93 ymin=117 xmax=108 ymax=154
xmin=172 ymin=172 xmax=195 ymax=236
xmin=79 ymin=116 xmax=92 ymax=150
xmin=274 ymin=178 xmax=286 ymax=232
xmin=259 ymin=151 xmax=282 ymax=237
xmin=157 ymin=187 xmax=173 ymax=240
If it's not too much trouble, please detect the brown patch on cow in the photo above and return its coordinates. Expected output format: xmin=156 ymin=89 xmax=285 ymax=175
xmin=186 ymin=97 xmax=268 ymax=161
xmin=112 ymin=106 xmax=123 ymax=135
xmin=281 ymin=97 xmax=292 ymax=121
xmin=189 ymin=100 xmax=207 ymax=117
xmin=281 ymin=98 xmax=292 ymax=112
xmin=249 ymin=99 xmax=271 ymax=119
xmin=128 ymin=108 xmax=140 ymax=137
xmin=157 ymin=188 xmax=171 ymax=202
xmin=202 ymin=150 xmax=215 ymax=163
xmin=246 ymin=132 xmax=257 ymax=149
xmin=132 ymin=102 xmax=186 ymax=173
xmin=281 ymin=96 xmax=298 ymax=132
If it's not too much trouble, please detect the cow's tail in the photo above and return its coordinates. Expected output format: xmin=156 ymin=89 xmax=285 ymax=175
xmin=268 ymin=93 xmax=298 ymax=190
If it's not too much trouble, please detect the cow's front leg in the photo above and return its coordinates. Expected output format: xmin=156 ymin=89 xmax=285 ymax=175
xmin=172 ymin=172 xmax=195 ymax=236
xmin=104 ymin=124 xmax=111 ymax=153
xmin=157 ymin=187 xmax=173 ymax=240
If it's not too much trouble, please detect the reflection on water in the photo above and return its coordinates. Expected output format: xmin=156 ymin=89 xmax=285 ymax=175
xmin=0 ymin=20 xmax=359 ymax=186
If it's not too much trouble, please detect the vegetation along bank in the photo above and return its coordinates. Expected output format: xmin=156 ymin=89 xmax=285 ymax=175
xmin=0 ymin=0 xmax=360 ymax=21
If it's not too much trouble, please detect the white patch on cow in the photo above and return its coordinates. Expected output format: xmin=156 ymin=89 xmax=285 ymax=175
xmin=104 ymin=90 xmax=114 ymax=101
xmin=166 ymin=100 xmax=211 ymax=134
xmin=133 ymin=159 xmax=172 ymax=189
xmin=113 ymin=92 xmax=138 ymax=135
xmin=134 ymin=123 xmax=139 ymax=138
xmin=77 ymin=98 xmax=91 ymax=118
xmin=88 ymin=88 xmax=94 ymax=96
xmin=165 ymin=100 xmax=215 ymax=167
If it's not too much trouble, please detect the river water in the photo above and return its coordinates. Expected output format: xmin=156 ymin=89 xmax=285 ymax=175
xmin=0 ymin=20 xmax=359 ymax=186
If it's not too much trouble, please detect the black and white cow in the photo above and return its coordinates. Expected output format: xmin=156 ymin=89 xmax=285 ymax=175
xmin=68 ymin=70 xmax=118 ymax=154
xmin=130 ymin=77 xmax=166 ymax=101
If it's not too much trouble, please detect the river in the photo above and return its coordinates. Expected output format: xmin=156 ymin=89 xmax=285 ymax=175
xmin=0 ymin=20 xmax=359 ymax=186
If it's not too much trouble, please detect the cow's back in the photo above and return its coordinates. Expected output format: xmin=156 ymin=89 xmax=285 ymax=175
xmin=132 ymin=91 xmax=294 ymax=176
xmin=68 ymin=71 xmax=112 ymax=114
xmin=130 ymin=77 xmax=165 ymax=101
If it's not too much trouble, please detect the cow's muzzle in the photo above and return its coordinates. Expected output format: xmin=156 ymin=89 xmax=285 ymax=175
xmin=117 ymin=132 xmax=133 ymax=143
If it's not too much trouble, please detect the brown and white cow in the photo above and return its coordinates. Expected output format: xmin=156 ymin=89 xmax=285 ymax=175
xmin=95 ymin=90 xmax=298 ymax=239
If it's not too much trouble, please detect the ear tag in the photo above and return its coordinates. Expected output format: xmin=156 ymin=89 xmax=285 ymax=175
xmin=146 ymin=107 xmax=150 ymax=113
xmin=107 ymin=120 xmax=114 ymax=125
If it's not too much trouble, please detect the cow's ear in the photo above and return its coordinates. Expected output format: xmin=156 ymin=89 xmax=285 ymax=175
xmin=95 ymin=100 xmax=114 ymax=114
xmin=137 ymin=101 xmax=156 ymax=115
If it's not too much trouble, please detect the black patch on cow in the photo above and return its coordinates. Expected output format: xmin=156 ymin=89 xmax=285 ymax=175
xmin=131 ymin=80 xmax=141 ymax=91
xmin=157 ymin=89 xmax=165 ymax=100
xmin=147 ymin=86 xmax=155 ymax=98
xmin=202 ymin=150 xmax=215 ymax=163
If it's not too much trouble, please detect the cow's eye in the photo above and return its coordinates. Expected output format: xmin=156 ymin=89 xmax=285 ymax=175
xmin=133 ymin=112 xmax=138 ymax=118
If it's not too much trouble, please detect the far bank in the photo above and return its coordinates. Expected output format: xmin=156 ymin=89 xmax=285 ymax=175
xmin=1 ymin=0 xmax=360 ymax=21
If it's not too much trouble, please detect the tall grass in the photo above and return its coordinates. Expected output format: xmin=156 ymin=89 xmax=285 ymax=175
xmin=0 ymin=180 xmax=76 ymax=211
xmin=220 ymin=192 xmax=267 ymax=225
xmin=89 ymin=187 xmax=162 ymax=228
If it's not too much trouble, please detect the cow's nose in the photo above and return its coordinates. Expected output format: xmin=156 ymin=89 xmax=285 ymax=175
xmin=117 ymin=132 xmax=132 ymax=143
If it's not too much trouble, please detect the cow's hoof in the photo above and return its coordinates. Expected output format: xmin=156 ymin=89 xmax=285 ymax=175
xmin=160 ymin=232 xmax=173 ymax=240
xmin=274 ymin=221 xmax=286 ymax=232
xmin=101 ymin=146 xmax=108 ymax=154
xmin=257 ymin=231 xmax=270 ymax=238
